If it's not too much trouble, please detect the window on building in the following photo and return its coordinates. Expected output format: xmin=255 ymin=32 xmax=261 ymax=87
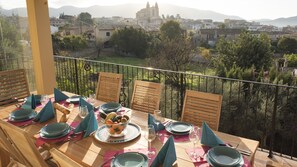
xmin=106 ymin=32 xmax=110 ymax=36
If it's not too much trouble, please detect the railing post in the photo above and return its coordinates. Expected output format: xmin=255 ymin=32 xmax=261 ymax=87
xmin=74 ymin=59 xmax=80 ymax=95
xmin=116 ymin=65 xmax=120 ymax=74
xmin=268 ymin=85 xmax=279 ymax=158
xmin=179 ymin=73 xmax=185 ymax=116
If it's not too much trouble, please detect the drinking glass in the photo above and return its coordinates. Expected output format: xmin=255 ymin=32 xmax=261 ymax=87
xmin=41 ymin=95 xmax=49 ymax=105
xmin=79 ymin=105 xmax=88 ymax=119
xmin=153 ymin=110 xmax=163 ymax=138
xmin=88 ymin=94 xmax=96 ymax=106
xmin=189 ymin=127 xmax=199 ymax=158
xmin=154 ymin=110 xmax=163 ymax=122
xmin=144 ymin=125 xmax=156 ymax=156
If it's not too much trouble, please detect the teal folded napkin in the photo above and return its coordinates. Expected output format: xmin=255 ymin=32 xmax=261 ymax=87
xmin=151 ymin=136 xmax=177 ymax=167
xmin=148 ymin=114 xmax=165 ymax=131
xmin=74 ymin=110 xmax=98 ymax=138
xmin=54 ymin=88 xmax=69 ymax=102
xmin=79 ymin=98 xmax=94 ymax=113
xmin=21 ymin=94 xmax=36 ymax=110
xmin=200 ymin=122 xmax=224 ymax=147
xmin=34 ymin=101 xmax=55 ymax=123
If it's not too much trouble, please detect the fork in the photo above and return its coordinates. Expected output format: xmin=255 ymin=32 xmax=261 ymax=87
xmin=100 ymin=153 xmax=119 ymax=167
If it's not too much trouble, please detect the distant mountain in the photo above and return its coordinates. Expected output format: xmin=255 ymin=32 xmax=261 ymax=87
xmin=253 ymin=16 xmax=297 ymax=27
xmin=0 ymin=3 xmax=241 ymax=21
xmin=158 ymin=4 xmax=241 ymax=21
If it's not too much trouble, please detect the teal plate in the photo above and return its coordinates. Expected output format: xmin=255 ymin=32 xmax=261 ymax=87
xmin=170 ymin=122 xmax=192 ymax=133
xmin=9 ymin=109 xmax=36 ymax=120
xmin=207 ymin=146 xmax=242 ymax=167
xmin=100 ymin=102 xmax=122 ymax=114
xmin=111 ymin=152 xmax=148 ymax=167
xmin=165 ymin=122 xmax=192 ymax=136
xmin=40 ymin=128 xmax=71 ymax=139
xmin=206 ymin=153 xmax=244 ymax=167
xmin=8 ymin=111 xmax=36 ymax=122
xmin=40 ymin=123 xmax=71 ymax=137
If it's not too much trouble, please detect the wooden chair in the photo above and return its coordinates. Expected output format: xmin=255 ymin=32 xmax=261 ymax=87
xmin=0 ymin=69 xmax=30 ymax=106
xmin=0 ymin=125 xmax=31 ymax=166
xmin=0 ymin=120 xmax=49 ymax=166
xmin=130 ymin=80 xmax=162 ymax=114
xmin=0 ymin=120 xmax=82 ymax=167
xmin=95 ymin=72 xmax=122 ymax=103
xmin=181 ymin=90 xmax=223 ymax=130
xmin=0 ymin=142 xmax=13 ymax=167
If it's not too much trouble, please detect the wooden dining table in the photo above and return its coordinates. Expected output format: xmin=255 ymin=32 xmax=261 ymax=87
xmin=0 ymin=92 xmax=259 ymax=167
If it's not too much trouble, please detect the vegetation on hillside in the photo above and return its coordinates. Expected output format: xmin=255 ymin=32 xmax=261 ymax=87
xmin=215 ymin=32 xmax=273 ymax=71
xmin=0 ymin=16 xmax=23 ymax=70
xmin=110 ymin=27 xmax=150 ymax=58
xmin=52 ymin=33 xmax=87 ymax=54
xmin=0 ymin=16 xmax=22 ymax=59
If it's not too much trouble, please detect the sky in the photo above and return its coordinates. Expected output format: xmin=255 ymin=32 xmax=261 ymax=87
xmin=0 ymin=0 xmax=296 ymax=20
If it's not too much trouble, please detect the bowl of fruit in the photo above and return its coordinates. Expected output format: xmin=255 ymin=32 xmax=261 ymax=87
xmin=104 ymin=112 xmax=130 ymax=137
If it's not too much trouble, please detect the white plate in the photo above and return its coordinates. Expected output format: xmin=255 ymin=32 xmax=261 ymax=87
xmin=94 ymin=123 xmax=141 ymax=143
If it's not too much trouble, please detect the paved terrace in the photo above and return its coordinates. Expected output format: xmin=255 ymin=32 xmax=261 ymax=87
xmin=254 ymin=150 xmax=296 ymax=167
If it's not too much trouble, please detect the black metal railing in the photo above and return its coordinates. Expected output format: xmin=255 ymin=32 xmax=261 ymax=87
xmin=2 ymin=55 xmax=297 ymax=160
xmin=54 ymin=56 xmax=297 ymax=159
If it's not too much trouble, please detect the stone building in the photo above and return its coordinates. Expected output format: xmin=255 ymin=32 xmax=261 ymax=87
xmin=136 ymin=2 xmax=162 ymax=30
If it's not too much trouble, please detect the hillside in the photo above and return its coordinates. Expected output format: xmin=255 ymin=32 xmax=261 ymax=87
xmin=1 ymin=3 xmax=241 ymax=21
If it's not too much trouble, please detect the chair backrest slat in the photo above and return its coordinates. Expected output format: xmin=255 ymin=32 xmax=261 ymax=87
xmin=0 ymin=69 xmax=30 ymax=106
xmin=181 ymin=90 xmax=223 ymax=130
xmin=130 ymin=80 xmax=162 ymax=114
xmin=96 ymin=72 xmax=122 ymax=103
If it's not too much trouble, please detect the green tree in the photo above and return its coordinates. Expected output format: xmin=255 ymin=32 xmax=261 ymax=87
xmin=160 ymin=20 xmax=184 ymax=40
xmin=0 ymin=16 xmax=22 ymax=61
xmin=111 ymin=27 xmax=150 ymax=58
xmin=148 ymin=37 xmax=196 ymax=72
xmin=284 ymin=54 xmax=297 ymax=67
xmin=216 ymin=32 xmax=273 ymax=71
xmin=59 ymin=35 xmax=87 ymax=51
xmin=148 ymin=21 xmax=196 ymax=72
xmin=77 ymin=12 xmax=93 ymax=25
xmin=277 ymin=37 xmax=297 ymax=54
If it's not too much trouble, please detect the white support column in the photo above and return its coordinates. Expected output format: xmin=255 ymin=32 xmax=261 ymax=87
xmin=26 ymin=0 xmax=56 ymax=94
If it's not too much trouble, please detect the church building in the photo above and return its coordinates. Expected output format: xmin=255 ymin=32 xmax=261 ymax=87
xmin=136 ymin=2 xmax=162 ymax=30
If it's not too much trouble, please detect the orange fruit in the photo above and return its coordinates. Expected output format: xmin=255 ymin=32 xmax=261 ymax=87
xmin=105 ymin=119 xmax=114 ymax=125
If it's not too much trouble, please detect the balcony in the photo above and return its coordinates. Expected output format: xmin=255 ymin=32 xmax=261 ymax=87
xmin=1 ymin=55 xmax=297 ymax=166
xmin=1 ymin=1 xmax=297 ymax=166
